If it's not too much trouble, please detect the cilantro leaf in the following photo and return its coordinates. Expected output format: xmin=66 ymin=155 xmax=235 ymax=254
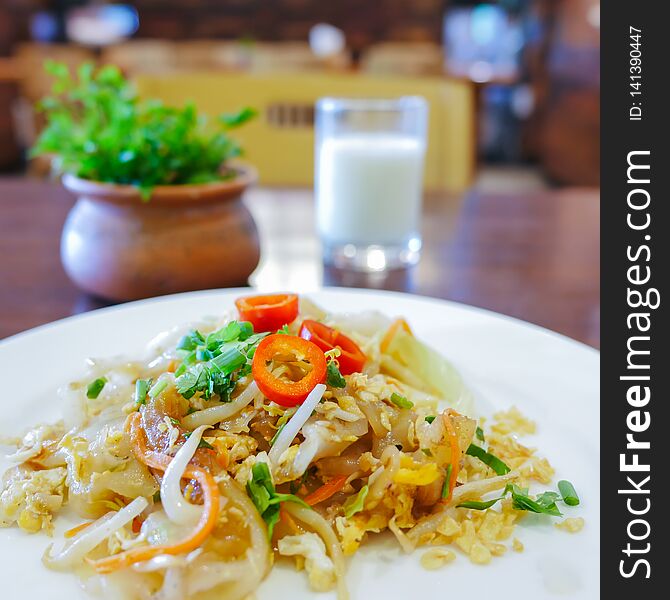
xmin=246 ymin=462 xmax=311 ymax=538
xmin=326 ymin=362 xmax=346 ymax=388
xmin=456 ymin=484 xmax=565 ymax=517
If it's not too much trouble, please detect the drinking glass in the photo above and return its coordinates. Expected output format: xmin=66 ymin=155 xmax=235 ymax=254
xmin=315 ymin=96 xmax=428 ymax=271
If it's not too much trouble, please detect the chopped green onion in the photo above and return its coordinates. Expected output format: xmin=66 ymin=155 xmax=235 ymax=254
xmin=421 ymin=448 xmax=433 ymax=457
xmin=441 ymin=464 xmax=453 ymax=499
xmin=326 ymin=362 xmax=346 ymax=388
xmin=174 ymin=363 xmax=187 ymax=377
xmin=390 ymin=392 xmax=413 ymax=409
xmin=148 ymin=379 xmax=168 ymax=399
xmin=182 ymin=351 xmax=197 ymax=366
xmin=176 ymin=334 xmax=197 ymax=351
xmin=475 ymin=426 xmax=485 ymax=442
xmin=466 ymin=444 xmax=511 ymax=476
xmin=343 ymin=485 xmax=369 ymax=518
xmin=276 ymin=324 xmax=291 ymax=335
xmin=210 ymin=345 xmax=247 ymax=375
xmin=134 ymin=379 xmax=150 ymax=405
xmin=238 ymin=321 xmax=254 ymax=340
xmin=558 ymin=480 xmax=580 ymax=506
xmin=196 ymin=348 xmax=213 ymax=361
xmin=424 ymin=415 xmax=436 ymax=424
xmin=177 ymin=330 xmax=204 ymax=351
xmin=86 ymin=377 xmax=107 ymax=399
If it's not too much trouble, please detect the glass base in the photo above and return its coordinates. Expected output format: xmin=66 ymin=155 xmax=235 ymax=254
xmin=322 ymin=238 xmax=421 ymax=272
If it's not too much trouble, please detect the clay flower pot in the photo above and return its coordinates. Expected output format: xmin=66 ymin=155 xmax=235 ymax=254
xmin=61 ymin=167 xmax=260 ymax=301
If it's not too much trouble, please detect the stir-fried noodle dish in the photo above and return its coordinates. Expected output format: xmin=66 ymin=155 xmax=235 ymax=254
xmin=1 ymin=294 xmax=582 ymax=599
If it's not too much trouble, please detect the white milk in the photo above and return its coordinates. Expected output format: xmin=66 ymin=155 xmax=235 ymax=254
xmin=316 ymin=134 xmax=426 ymax=246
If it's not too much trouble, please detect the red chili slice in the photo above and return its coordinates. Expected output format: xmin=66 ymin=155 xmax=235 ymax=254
xmin=251 ymin=334 xmax=327 ymax=407
xmin=299 ymin=320 xmax=366 ymax=375
xmin=235 ymin=293 xmax=299 ymax=333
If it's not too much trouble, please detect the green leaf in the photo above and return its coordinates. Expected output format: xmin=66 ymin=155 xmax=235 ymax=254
xmin=263 ymin=502 xmax=281 ymax=539
xmin=507 ymin=484 xmax=563 ymax=517
xmin=326 ymin=362 xmax=346 ymax=388
xmin=270 ymin=493 xmax=311 ymax=509
xmin=246 ymin=478 xmax=272 ymax=516
xmin=424 ymin=415 xmax=436 ymax=424
xmin=220 ymin=107 xmax=257 ymax=128
xmin=246 ymin=461 xmax=312 ymax=539
xmin=465 ymin=444 xmax=511 ymax=476
xmin=390 ymin=392 xmax=413 ymax=409
xmin=86 ymin=377 xmax=107 ymax=399
xmin=148 ymin=379 xmax=168 ymax=399
xmin=30 ymin=61 xmax=254 ymax=198
xmin=183 ymin=431 xmax=214 ymax=450
xmin=457 ymin=496 xmax=505 ymax=510
xmin=343 ymin=485 xmax=369 ymax=518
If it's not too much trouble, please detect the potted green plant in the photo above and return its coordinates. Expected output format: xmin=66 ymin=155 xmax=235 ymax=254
xmin=31 ymin=61 xmax=260 ymax=301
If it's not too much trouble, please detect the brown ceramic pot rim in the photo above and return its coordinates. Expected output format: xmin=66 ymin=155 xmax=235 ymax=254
xmin=61 ymin=164 xmax=257 ymax=206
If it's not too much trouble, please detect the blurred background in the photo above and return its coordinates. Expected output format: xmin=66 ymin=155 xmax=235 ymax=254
xmin=0 ymin=0 xmax=600 ymax=347
xmin=0 ymin=0 xmax=599 ymax=182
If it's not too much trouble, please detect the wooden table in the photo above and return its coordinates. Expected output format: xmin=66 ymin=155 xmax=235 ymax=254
xmin=0 ymin=177 xmax=600 ymax=348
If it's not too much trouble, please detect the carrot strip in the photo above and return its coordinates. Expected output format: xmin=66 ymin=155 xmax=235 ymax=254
xmin=442 ymin=412 xmax=461 ymax=503
xmin=89 ymin=413 xmax=220 ymax=574
xmin=303 ymin=475 xmax=348 ymax=506
xmin=64 ymin=521 xmax=93 ymax=539
xmin=380 ymin=318 xmax=413 ymax=353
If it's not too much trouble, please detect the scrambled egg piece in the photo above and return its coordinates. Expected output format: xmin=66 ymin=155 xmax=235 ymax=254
xmin=335 ymin=513 xmax=389 ymax=555
xmin=278 ymin=532 xmax=336 ymax=592
xmin=393 ymin=456 xmax=440 ymax=486
xmin=0 ymin=466 xmax=67 ymax=533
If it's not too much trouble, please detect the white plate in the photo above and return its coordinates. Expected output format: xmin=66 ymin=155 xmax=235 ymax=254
xmin=0 ymin=288 xmax=599 ymax=599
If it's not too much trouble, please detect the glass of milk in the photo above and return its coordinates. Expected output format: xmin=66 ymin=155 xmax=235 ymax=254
xmin=315 ymin=96 xmax=428 ymax=271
